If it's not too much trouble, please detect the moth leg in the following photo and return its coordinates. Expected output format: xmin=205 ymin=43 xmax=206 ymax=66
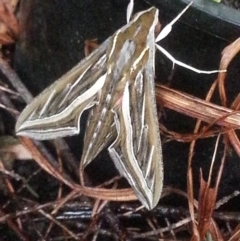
xmin=155 ymin=1 xmax=193 ymax=42
xmin=126 ymin=0 xmax=134 ymax=23
xmin=155 ymin=44 xmax=225 ymax=74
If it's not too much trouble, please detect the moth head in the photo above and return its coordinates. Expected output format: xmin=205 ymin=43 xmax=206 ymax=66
xmin=130 ymin=7 xmax=159 ymax=31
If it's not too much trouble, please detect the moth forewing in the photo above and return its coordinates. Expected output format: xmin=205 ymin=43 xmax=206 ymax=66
xmin=109 ymin=70 xmax=162 ymax=209
xmin=15 ymin=39 xmax=110 ymax=139
xmin=81 ymin=7 xmax=162 ymax=209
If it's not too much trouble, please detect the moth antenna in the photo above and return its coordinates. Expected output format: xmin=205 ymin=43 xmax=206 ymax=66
xmin=155 ymin=44 xmax=226 ymax=74
xmin=155 ymin=1 xmax=193 ymax=43
xmin=126 ymin=0 xmax=134 ymax=23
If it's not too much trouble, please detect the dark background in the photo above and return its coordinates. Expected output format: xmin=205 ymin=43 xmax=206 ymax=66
xmin=14 ymin=0 xmax=240 ymax=207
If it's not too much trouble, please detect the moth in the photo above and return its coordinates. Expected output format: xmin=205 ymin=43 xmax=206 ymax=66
xmin=15 ymin=0 xmax=223 ymax=209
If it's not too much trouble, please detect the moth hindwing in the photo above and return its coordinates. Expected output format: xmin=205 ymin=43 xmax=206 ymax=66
xmin=16 ymin=7 xmax=163 ymax=210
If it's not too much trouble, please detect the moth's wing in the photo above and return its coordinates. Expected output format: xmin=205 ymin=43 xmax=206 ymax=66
xmin=16 ymin=39 xmax=110 ymax=140
xmin=108 ymin=71 xmax=163 ymax=210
